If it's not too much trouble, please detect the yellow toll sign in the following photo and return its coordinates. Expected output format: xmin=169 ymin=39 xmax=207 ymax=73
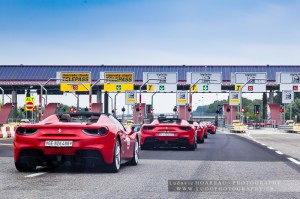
xmin=104 ymin=84 xmax=134 ymax=92
xmin=235 ymin=84 xmax=242 ymax=91
xmin=147 ymin=84 xmax=154 ymax=92
xmin=60 ymin=83 xmax=91 ymax=92
xmin=61 ymin=72 xmax=91 ymax=83
xmin=190 ymin=85 xmax=198 ymax=92
xmin=104 ymin=73 xmax=133 ymax=83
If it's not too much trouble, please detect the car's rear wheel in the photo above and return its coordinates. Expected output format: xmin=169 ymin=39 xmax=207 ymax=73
xmin=106 ymin=139 xmax=121 ymax=172
xmin=15 ymin=161 xmax=37 ymax=172
xmin=128 ymin=140 xmax=139 ymax=165
xmin=187 ymin=138 xmax=197 ymax=151
xmin=204 ymin=133 xmax=208 ymax=138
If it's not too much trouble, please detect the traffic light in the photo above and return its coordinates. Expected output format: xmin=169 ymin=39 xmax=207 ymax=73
xmin=241 ymin=107 xmax=245 ymax=113
xmin=188 ymin=107 xmax=192 ymax=112
xmin=85 ymin=107 xmax=89 ymax=111
xmin=216 ymin=105 xmax=223 ymax=114
xmin=254 ymin=105 xmax=260 ymax=114
xmin=70 ymin=106 xmax=75 ymax=112
xmin=279 ymin=107 xmax=284 ymax=113
xmin=173 ymin=106 xmax=177 ymax=112
xmin=226 ymin=108 xmax=230 ymax=112
xmin=135 ymin=107 xmax=140 ymax=112
xmin=122 ymin=107 xmax=125 ymax=112
xmin=33 ymin=106 xmax=37 ymax=111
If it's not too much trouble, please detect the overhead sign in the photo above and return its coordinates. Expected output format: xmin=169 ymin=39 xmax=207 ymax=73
xmin=232 ymin=72 xmax=267 ymax=92
xmin=186 ymin=72 xmax=222 ymax=92
xmin=277 ymin=72 xmax=300 ymax=92
xmin=144 ymin=84 xmax=177 ymax=92
xmin=99 ymin=72 xmax=134 ymax=83
xmin=57 ymin=71 xmax=91 ymax=92
xmin=176 ymin=91 xmax=188 ymax=105
xmin=125 ymin=91 xmax=137 ymax=105
xmin=60 ymin=83 xmax=91 ymax=92
xmin=143 ymin=72 xmax=178 ymax=92
xmin=25 ymin=97 xmax=35 ymax=111
xmin=282 ymin=90 xmax=294 ymax=104
xmin=57 ymin=72 xmax=91 ymax=83
xmin=186 ymin=72 xmax=222 ymax=84
xmin=143 ymin=72 xmax=178 ymax=84
xmin=229 ymin=91 xmax=241 ymax=106
xmin=104 ymin=84 xmax=134 ymax=92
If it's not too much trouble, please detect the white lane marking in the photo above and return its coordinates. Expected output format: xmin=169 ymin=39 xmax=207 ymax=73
xmin=276 ymin=151 xmax=284 ymax=155
xmin=268 ymin=147 xmax=275 ymax=150
xmin=287 ymin=158 xmax=300 ymax=165
xmin=25 ymin=172 xmax=47 ymax=178
xmin=261 ymin=143 xmax=266 ymax=146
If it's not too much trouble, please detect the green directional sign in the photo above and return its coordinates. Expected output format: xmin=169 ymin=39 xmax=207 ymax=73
xmin=203 ymin=85 xmax=208 ymax=91
xmin=116 ymin=85 xmax=122 ymax=91
xmin=159 ymin=85 xmax=165 ymax=91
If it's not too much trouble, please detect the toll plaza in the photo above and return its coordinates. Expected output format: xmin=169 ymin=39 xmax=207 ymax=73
xmin=0 ymin=65 xmax=300 ymax=127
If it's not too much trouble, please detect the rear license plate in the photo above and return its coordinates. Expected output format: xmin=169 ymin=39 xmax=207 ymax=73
xmin=158 ymin=133 xmax=174 ymax=136
xmin=45 ymin=140 xmax=73 ymax=147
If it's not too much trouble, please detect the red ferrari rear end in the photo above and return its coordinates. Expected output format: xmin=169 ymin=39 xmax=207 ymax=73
xmin=206 ymin=122 xmax=217 ymax=134
xmin=14 ymin=113 xmax=139 ymax=172
xmin=140 ymin=118 xmax=197 ymax=150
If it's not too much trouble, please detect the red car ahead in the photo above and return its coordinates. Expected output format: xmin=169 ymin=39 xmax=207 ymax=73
xmin=140 ymin=117 xmax=197 ymax=150
xmin=14 ymin=112 xmax=139 ymax=172
xmin=188 ymin=121 xmax=204 ymax=144
xmin=199 ymin=122 xmax=208 ymax=138
xmin=206 ymin=122 xmax=217 ymax=134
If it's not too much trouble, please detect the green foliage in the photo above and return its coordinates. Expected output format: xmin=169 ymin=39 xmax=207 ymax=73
xmin=284 ymin=98 xmax=300 ymax=122
xmin=193 ymin=97 xmax=263 ymax=120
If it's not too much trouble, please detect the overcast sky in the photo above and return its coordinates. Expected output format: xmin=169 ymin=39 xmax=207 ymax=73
xmin=1 ymin=0 xmax=299 ymax=113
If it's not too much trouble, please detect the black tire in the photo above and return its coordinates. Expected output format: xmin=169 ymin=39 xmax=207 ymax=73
xmin=15 ymin=161 xmax=37 ymax=172
xmin=204 ymin=134 xmax=208 ymax=138
xmin=105 ymin=139 xmax=121 ymax=173
xmin=187 ymin=138 xmax=197 ymax=151
xmin=128 ymin=140 xmax=139 ymax=166
xmin=200 ymin=136 xmax=204 ymax=143
xmin=197 ymin=136 xmax=201 ymax=144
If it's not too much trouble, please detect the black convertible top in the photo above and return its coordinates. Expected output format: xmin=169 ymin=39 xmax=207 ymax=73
xmin=158 ymin=118 xmax=182 ymax=124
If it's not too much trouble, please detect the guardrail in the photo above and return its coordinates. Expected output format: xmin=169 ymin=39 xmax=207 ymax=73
xmin=279 ymin=125 xmax=293 ymax=131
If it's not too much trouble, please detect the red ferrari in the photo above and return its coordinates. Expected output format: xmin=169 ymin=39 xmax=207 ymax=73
xmin=206 ymin=122 xmax=217 ymax=134
xmin=14 ymin=112 xmax=139 ymax=172
xmin=140 ymin=117 xmax=197 ymax=150
xmin=188 ymin=121 xmax=205 ymax=144
xmin=199 ymin=122 xmax=208 ymax=138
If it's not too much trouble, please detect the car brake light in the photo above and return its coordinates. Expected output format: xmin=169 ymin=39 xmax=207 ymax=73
xmin=82 ymin=127 xmax=108 ymax=136
xmin=143 ymin=126 xmax=155 ymax=130
xmin=179 ymin=126 xmax=192 ymax=131
xmin=16 ymin=127 xmax=38 ymax=135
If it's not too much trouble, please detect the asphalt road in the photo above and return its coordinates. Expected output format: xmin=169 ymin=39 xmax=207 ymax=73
xmin=1 ymin=131 xmax=300 ymax=199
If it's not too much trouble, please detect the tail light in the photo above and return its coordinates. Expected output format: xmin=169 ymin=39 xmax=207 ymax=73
xmin=16 ymin=127 xmax=38 ymax=135
xmin=82 ymin=127 xmax=108 ymax=136
xmin=143 ymin=126 xmax=155 ymax=130
xmin=179 ymin=126 xmax=192 ymax=131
